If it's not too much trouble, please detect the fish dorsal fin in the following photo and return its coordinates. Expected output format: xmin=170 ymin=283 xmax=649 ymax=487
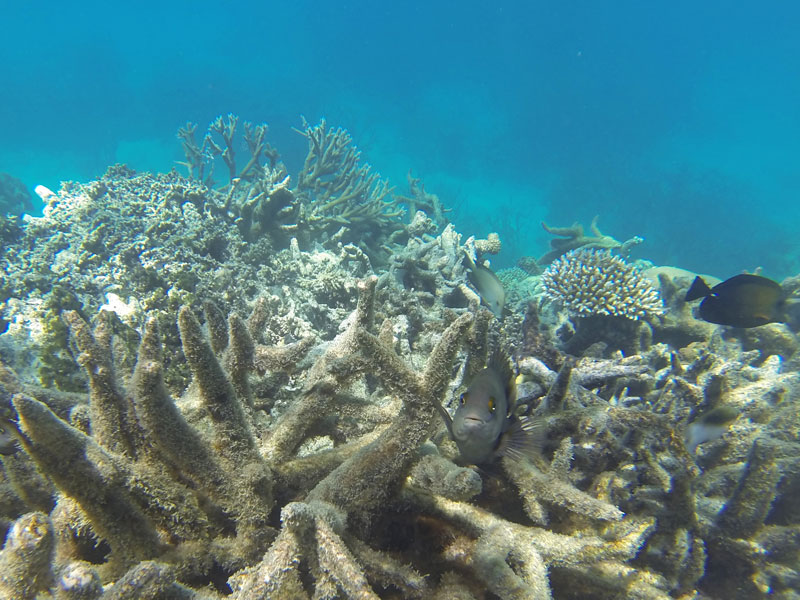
xmin=487 ymin=348 xmax=515 ymax=408
xmin=685 ymin=276 xmax=712 ymax=302
xmin=462 ymin=248 xmax=478 ymax=271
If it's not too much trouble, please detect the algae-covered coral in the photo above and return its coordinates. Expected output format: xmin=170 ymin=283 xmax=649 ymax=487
xmin=1 ymin=115 xmax=799 ymax=599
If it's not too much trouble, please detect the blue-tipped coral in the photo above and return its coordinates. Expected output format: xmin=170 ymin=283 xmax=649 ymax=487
xmin=541 ymin=248 xmax=663 ymax=321
xmin=541 ymin=248 xmax=664 ymax=356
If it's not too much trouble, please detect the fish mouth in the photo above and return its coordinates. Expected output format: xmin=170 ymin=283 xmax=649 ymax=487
xmin=464 ymin=416 xmax=485 ymax=424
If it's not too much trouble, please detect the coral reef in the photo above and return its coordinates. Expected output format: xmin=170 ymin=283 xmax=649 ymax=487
xmin=1 ymin=114 xmax=799 ymax=598
xmin=0 ymin=172 xmax=33 ymax=215
xmin=0 ymin=251 xmax=664 ymax=599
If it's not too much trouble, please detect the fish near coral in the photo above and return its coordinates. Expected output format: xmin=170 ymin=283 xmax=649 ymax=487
xmin=435 ymin=350 xmax=539 ymax=465
xmin=685 ymin=274 xmax=785 ymax=328
xmin=0 ymin=416 xmax=20 ymax=455
xmin=684 ymin=405 xmax=740 ymax=454
xmin=0 ymin=427 xmax=17 ymax=455
xmin=464 ymin=251 xmax=505 ymax=318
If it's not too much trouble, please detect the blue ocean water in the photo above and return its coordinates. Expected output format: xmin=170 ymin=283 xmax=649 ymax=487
xmin=2 ymin=1 xmax=799 ymax=278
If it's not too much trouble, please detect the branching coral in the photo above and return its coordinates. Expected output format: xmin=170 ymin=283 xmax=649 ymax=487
xmin=177 ymin=114 xmax=279 ymax=186
xmin=294 ymin=118 xmax=403 ymax=260
xmin=538 ymin=216 xmax=643 ymax=265
xmin=514 ymin=320 xmax=800 ymax=598
xmin=2 ymin=113 xmax=799 ymax=599
xmin=0 ymin=276 xmax=474 ymax=597
xmin=6 ymin=301 xmax=293 ymax=582
xmin=394 ymin=171 xmax=450 ymax=229
xmin=0 ymin=263 xmax=680 ymax=598
xmin=175 ymin=113 xmax=412 ymax=266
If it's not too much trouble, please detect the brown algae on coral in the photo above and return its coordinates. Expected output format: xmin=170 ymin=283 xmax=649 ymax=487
xmin=0 ymin=116 xmax=798 ymax=598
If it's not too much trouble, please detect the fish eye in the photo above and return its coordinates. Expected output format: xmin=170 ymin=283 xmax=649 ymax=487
xmin=459 ymin=393 xmax=466 ymax=405
xmin=488 ymin=397 xmax=496 ymax=412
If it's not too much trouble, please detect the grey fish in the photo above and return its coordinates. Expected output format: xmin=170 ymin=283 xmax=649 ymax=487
xmin=435 ymin=350 xmax=539 ymax=465
xmin=464 ymin=251 xmax=505 ymax=318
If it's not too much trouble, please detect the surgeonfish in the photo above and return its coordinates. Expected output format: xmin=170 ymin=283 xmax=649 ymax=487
xmin=464 ymin=251 xmax=505 ymax=318
xmin=434 ymin=350 xmax=539 ymax=465
xmin=685 ymin=274 xmax=785 ymax=328
xmin=683 ymin=405 xmax=740 ymax=454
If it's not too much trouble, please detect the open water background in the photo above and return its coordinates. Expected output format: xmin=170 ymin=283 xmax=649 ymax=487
xmin=3 ymin=1 xmax=799 ymax=277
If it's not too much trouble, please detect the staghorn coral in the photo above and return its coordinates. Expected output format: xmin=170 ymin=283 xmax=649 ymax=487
xmin=0 ymin=266 xmax=675 ymax=598
xmin=394 ymin=171 xmax=450 ymax=230
xmin=513 ymin=321 xmax=800 ymax=598
xmin=0 ymin=277 xmax=468 ymax=596
xmin=294 ymin=117 xmax=403 ymax=261
xmin=538 ymin=215 xmax=643 ymax=265
xmin=177 ymin=114 xmax=279 ymax=186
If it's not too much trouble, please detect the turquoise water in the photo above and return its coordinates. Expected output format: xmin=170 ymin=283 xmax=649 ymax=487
xmin=3 ymin=1 xmax=799 ymax=277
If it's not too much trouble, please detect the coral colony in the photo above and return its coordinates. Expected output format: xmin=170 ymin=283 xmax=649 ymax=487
xmin=0 ymin=115 xmax=799 ymax=599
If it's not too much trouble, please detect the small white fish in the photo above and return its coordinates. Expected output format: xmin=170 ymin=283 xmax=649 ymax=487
xmin=684 ymin=405 xmax=739 ymax=454
xmin=34 ymin=185 xmax=58 ymax=204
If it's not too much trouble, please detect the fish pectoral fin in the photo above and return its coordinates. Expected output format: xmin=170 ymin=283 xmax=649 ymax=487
xmin=432 ymin=401 xmax=455 ymax=439
xmin=496 ymin=416 xmax=542 ymax=462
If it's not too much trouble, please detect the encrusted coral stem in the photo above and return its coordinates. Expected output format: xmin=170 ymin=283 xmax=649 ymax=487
xmin=0 ymin=512 xmax=54 ymax=599
xmin=178 ymin=307 xmax=275 ymax=544
xmin=131 ymin=318 xmax=229 ymax=496
xmin=421 ymin=313 xmax=475 ymax=400
xmin=101 ymin=560 xmax=206 ymax=600
xmin=178 ymin=307 xmax=258 ymax=462
xmin=12 ymin=395 xmax=161 ymax=570
xmin=226 ymin=314 xmax=255 ymax=405
xmin=62 ymin=310 xmax=138 ymax=458
xmin=717 ymin=438 xmax=780 ymax=538
xmin=308 ymin=313 xmax=473 ymax=515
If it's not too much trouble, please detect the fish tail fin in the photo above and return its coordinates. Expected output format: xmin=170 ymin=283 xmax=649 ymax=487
xmin=497 ymin=415 xmax=542 ymax=462
xmin=685 ymin=276 xmax=712 ymax=301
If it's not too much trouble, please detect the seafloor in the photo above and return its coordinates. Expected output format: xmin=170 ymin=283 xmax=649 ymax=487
xmin=0 ymin=117 xmax=798 ymax=599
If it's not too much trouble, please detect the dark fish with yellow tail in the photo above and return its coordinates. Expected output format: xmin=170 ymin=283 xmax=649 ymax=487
xmin=464 ymin=251 xmax=505 ymax=318
xmin=685 ymin=274 xmax=785 ymax=328
xmin=434 ymin=350 xmax=540 ymax=465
